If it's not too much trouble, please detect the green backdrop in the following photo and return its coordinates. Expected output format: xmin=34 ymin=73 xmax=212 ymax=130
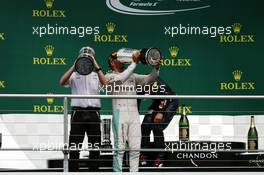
xmin=0 ymin=0 xmax=263 ymax=115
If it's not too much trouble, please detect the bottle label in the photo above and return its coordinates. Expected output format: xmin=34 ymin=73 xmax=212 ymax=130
xmin=179 ymin=127 xmax=189 ymax=140
xmin=248 ymin=140 xmax=258 ymax=150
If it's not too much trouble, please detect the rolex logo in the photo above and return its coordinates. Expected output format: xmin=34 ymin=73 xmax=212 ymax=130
xmin=232 ymin=23 xmax=242 ymax=34
xmin=33 ymin=45 xmax=66 ymax=65
xmin=162 ymin=46 xmax=191 ymax=67
xmin=94 ymin=22 xmax=127 ymax=43
xmin=44 ymin=0 xmax=54 ymax=9
xmin=106 ymin=22 xmax=116 ymax=33
xmin=233 ymin=70 xmax=242 ymax=81
xmin=220 ymin=70 xmax=255 ymax=90
xmin=33 ymin=0 xmax=66 ymax=18
xmin=47 ymin=93 xmax=54 ymax=104
xmin=45 ymin=45 xmax=54 ymax=56
xmin=34 ymin=93 xmax=64 ymax=113
xmin=169 ymin=46 xmax=179 ymax=58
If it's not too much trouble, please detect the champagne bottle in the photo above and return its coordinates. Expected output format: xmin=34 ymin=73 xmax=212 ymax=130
xmin=248 ymin=116 xmax=258 ymax=150
xmin=179 ymin=105 xmax=189 ymax=141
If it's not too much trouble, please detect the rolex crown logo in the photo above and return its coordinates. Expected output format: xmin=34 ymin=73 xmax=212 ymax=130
xmin=169 ymin=46 xmax=179 ymax=58
xmin=45 ymin=45 xmax=54 ymax=56
xmin=232 ymin=70 xmax=242 ymax=81
xmin=106 ymin=22 xmax=116 ymax=33
xmin=232 ymin=23 xmax=242 ymax=34
xmin=44 ymin=0 xmax=54 ymax=9
xmin=47 ymin=93 xmax=54 ymax=104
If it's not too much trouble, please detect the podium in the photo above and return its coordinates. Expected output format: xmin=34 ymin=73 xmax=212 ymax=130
xmin=48 ymin=141 xmax=264 ymax=171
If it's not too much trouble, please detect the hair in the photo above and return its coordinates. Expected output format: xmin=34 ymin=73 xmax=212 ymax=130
xmin=79 ymin=46 xmax=95 ymax=56
xmin=108 ymin=51 xmax=117 ymax=69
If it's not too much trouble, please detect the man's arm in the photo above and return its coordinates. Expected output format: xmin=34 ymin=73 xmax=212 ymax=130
xmin=107 ymin=62 xmax=137 ymax=84
xmin=106 ymin=51 xmax=140 ymax=84
xmin=92 ymin=57 xmax=107 ymax=86
xmin=135 ymin=67 xmax=159 ymax=86
xmin=59 ymin=65 xmax=74 ymax=86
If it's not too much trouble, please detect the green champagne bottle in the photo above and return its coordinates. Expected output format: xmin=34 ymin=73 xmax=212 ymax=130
xmin=179 ymin=105 xmax=189 ymax=141
xmin=248 ymin=116 xmax=258 ymax=150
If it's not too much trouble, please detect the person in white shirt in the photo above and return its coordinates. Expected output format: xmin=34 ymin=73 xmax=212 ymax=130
xmin=60 ymin=46 xmax=107 ymax=172
xmin=105 ymin=51 xmax=160 ymax=172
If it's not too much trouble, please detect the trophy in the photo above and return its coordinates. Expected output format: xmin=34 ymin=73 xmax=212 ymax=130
xmin=74 ymin=53 xmax=94 ymax=75
xmin=79 ymin=46 xmax=95 ymax=56
xmin=116 ymin=47 xmax=161 ymax=66
xmin=100 ymin=119 xmax=112 ymax=154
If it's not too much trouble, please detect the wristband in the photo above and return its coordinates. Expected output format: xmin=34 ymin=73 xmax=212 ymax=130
xmin=95 ymin=67 xmax=102 ymax=72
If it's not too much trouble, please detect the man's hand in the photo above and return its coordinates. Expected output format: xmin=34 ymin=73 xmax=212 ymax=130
xmin=132 ymin=51 xmax=141 ymax=64
xmin=90 ymin=56 xmax=100 ymax=69
xmin=154 ymin=57 xmax=162 ymax=69
xmin=157 ymin=57 xmax=162 ymax=65
xmin=154 ymin=112 xmax=163 ymax=123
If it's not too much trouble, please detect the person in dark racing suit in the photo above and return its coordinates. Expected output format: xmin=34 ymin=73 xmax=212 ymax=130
xmin=138 ymin=78 xmax=178 ymax=167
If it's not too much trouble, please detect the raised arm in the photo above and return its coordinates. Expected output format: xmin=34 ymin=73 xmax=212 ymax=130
xmin=135 ymin=67 xmax=159 ymax=86
xmin=59 ymin=65 xmax=74 ymax=86
xmin=106 ymin=51 xmax=140 ymax=84
xmin=92 ymin=56 xmax=107 ymax=86
xmin=107 ymin=62 xmax=137 ymax=84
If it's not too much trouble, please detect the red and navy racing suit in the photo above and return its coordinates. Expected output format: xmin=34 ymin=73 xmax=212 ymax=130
xmin=138 ymin=78 xmax=178 ymax=161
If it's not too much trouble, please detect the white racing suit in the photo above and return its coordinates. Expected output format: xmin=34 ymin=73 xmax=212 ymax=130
xmin=105 ymin=62 xmax=159 ymax=172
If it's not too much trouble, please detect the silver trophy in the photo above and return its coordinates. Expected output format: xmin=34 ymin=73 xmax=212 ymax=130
xmin=101 ymin=119 xmax=112 ymax=153
xmin=79 ymin=46 xmax=95 ymax=56
xmin=116 ymin=48 xmax=161 ymax=66
xmin=74 ymin=53 xmax=94 ymax=75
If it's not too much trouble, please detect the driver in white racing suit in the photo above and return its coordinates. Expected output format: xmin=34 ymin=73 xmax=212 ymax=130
xmin=105 ymin=51 xmax=160 ymax=172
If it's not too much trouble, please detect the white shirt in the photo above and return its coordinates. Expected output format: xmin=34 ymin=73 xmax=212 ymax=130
xmin=68 ymin=72 xmax=101 ymax=108
xmin=105 ymin=62 xmax=159 ymax=111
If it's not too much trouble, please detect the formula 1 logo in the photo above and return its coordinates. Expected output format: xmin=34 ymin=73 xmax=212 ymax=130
xmin=106 ymin=0 xmax=210 ymax=15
